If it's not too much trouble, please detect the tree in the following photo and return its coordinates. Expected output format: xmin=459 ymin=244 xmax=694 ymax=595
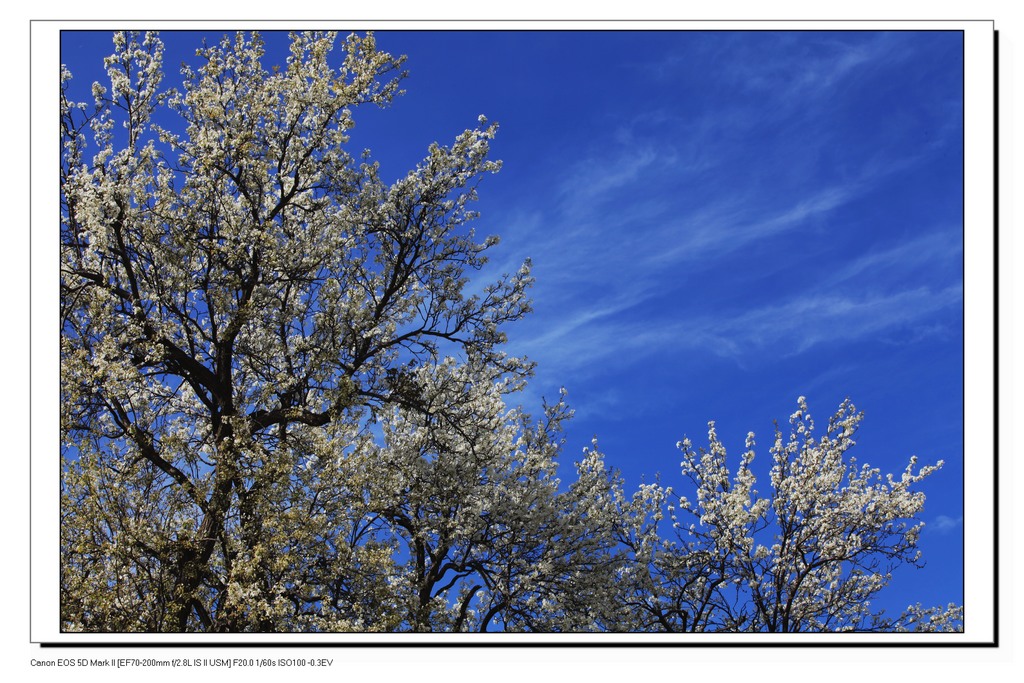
xmin=606 ymin=398 xmax=964 ymax=632
xmin=60 ymin=30 xmax=962 ymax=634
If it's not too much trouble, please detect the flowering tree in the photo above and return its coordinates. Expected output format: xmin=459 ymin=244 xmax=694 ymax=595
xmin=59 ymin=29 xmax=552 ymax=632
xmin=608 ymin=398 xmax=964 ymax=632
xmin=60 ymin=30 xmax=961 ymax=633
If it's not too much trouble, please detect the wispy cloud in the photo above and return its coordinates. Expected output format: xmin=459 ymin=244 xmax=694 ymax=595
xmin=928 ymin=514 xmax=964 ymax=534
xmin=559 ymin=146 xmax=662 ymax=204
xmin=638 ymin=32 xmax=901 ymax=119
xmin=500 ymin=140 xmax=961 ymax=379
xmin=486 ymin=32 xmax=963 ymax=421
xmin=676 ymin=284 xmax=964 ymax=360
xmin=826 ymin=231 xmax=962 ymax=285
xmin=766 ymin=36 xmax=890 ymax=100
xmin=705 ymin=32 xmax=901 ymax=108
xmin=648 ymin=184 xmax=856 ymax=268
xmin=513 ymin=279 xmax=962 ymax=384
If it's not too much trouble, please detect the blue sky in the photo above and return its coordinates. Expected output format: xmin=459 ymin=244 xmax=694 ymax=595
xmin=61 ymin=29 xmax=965 ymax=622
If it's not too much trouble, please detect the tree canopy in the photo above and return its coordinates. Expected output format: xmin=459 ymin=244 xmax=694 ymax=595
xmin=59 ymin=30 xmax=963 ymax=634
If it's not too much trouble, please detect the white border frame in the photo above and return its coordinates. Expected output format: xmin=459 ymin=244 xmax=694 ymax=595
xmin=31 ymin=19 xmax=997 ymax=646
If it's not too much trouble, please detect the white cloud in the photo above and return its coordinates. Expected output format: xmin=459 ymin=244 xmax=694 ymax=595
xmin=679 ymin=284 xmax=964 ymax=360
xmin=929 ymin=514 xmax=964 ymax=534
xmin=648 ymin=184 xmax=856 ymax=268
xmin=511 ymin=281 xmax=963 ymax=386
xmin=559 ymin=146 xmax=661 ymax=202
xmin=826 ymin=230 xmax=963 ymax=286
